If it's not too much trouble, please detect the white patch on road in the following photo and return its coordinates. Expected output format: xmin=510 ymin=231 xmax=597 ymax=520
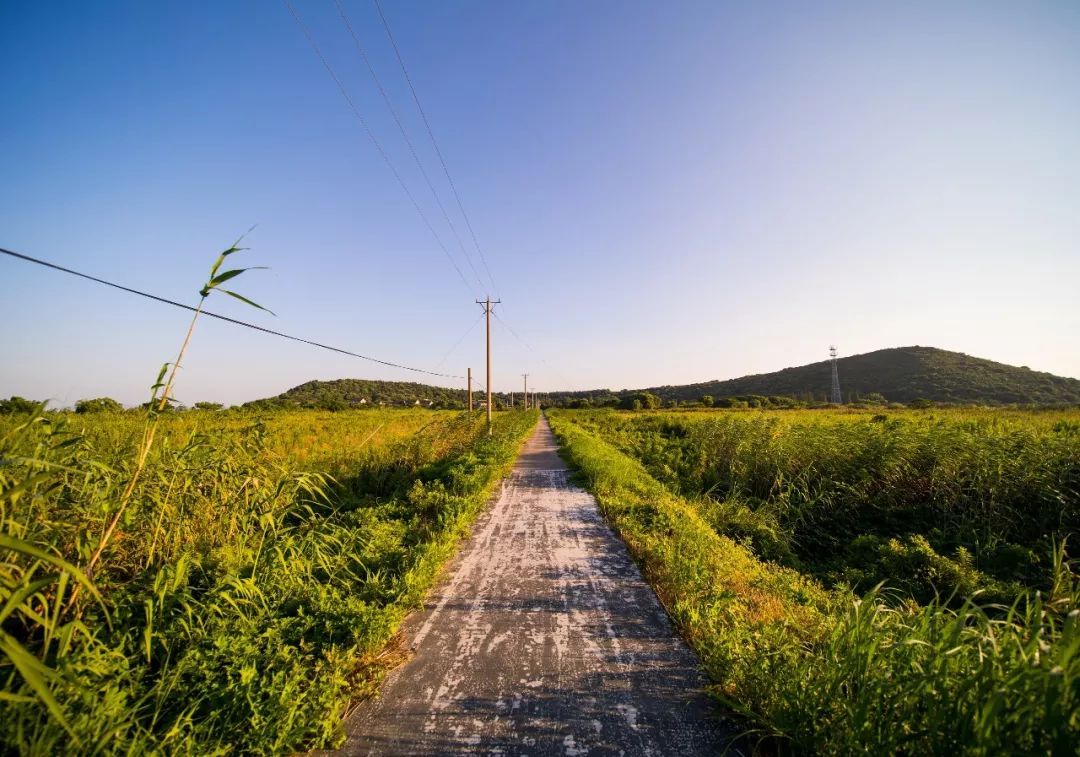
xmin=616 ymin=704 xmax=639 ymax=731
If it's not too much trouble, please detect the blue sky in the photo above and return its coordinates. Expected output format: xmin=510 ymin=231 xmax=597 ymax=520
xmin=2 ymin=0 xmax=1078 ymax=406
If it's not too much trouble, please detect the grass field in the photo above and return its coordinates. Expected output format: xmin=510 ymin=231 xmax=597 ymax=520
xmin=1 ymin=406 xmax=538 ymax=754
xmin=548 ymin=407 xmax=1080 ymax=754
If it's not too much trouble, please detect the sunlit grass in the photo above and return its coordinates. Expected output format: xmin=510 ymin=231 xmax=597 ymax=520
xmin=0 ymin=242 xmax=540 ymax=753
xmin=549 ymin=407 xmax=1080 ymax=753
xmin=0 ymin=405 xmax=537 ymax=753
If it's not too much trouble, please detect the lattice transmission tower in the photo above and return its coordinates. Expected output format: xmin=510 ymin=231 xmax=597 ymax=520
xmin=829 ymin=345 xmax=843 ymax=404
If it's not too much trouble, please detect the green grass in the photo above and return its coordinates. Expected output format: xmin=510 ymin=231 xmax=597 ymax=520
xmin=2 ymin=245 xmax=540 ymax=754
xmin=564 ymin=408 xmax=1079 ymax=601
xmin=1 ymin=407 xmax=538 ymax=754
xmin=548 ymin=407 xmax=1080 ymax=753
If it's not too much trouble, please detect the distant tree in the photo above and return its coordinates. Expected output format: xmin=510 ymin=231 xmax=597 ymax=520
xmin=767 ymin=395 xmax=799 ymax=408
xmin=242 ymin=398 xmax=282 ymax=412
xmin=700 ymin=395 xmax=714 ymax=407
xmin=194 ymin=401 xmax=224 ymax=411
xmin=909 ymin=398 xmax=934 ymax=409
xmin=863 ymin=393 xmax=887 ymax=406
xmin=75 ymin=397 xmax=123 ymax=414
xmin=0 ymin=396 xmax=39 ymax=414
xmin=620 ymin=392 xmax=660 ymax=410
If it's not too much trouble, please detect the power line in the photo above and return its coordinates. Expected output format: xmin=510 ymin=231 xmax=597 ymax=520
xmin=333 ymin=0 xmax=487 ymax=295
xmin=281 ymin=0 xmax=477 ymax=297
xmin=493 ymin=309 xmax=574 ymax=390
xmin=432 ymin=310 xmax=483 ymax=371
xmin=0 ymin=246 xmax=466 ymax=381
xmin=372 ymin=0 xmax=499 ymax=297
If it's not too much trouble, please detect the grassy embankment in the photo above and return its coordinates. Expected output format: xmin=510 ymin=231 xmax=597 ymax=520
xmin=1 ymin=406 xmax=538 ymax=753
xmin=547 ymin=408 xmax=1080 ymax=754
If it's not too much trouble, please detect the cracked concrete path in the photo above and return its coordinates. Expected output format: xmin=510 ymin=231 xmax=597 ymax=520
xmin=335 ymin=416 xmax=735 ymax=755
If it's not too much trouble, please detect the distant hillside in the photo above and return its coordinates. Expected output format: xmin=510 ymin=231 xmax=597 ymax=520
xmin=544 ymin=347 xmax=1080 ymax=407
xmin=246 ymin=378 xmax=512 ymax=410
xmin=655 ymin=347 xmax=1080 ymax=405
xmin=250 ymin=348 xmax=1080 ymax=411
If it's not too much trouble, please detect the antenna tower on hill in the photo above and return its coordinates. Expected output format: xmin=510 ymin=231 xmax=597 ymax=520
xmin=829 ymin=345 xmax=842 ymax=404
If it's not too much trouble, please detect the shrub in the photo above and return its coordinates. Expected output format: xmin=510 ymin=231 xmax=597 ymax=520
xmin=0 ymin=396 xmax=39 ymax=414
xmin=75 ymin=397 xmax=123 ymax=414
xmin=620 ymin=392 xmax=660 ymax=410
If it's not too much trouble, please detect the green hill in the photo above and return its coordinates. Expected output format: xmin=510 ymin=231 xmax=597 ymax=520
xmin=655 ymin=346 xmax=1080 ymax=405
xmin=545 ymin=347 xmax=1080 ymax=407
xmin=250 ymin=348 xmax=1080 ymax=410
xmin=245 ymin=378 xmax=510 ymax=411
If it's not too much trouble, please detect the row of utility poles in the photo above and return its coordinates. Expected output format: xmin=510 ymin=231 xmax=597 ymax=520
xmin=471 ymin=297 xmax=535 ymax=433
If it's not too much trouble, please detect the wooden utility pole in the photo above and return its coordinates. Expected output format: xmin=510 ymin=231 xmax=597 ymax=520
xmin=476 ymin=297 xmax=500 ymax=432
xmin=510 ymin=391 xmax=514 ymax=409
xmin=522 ymin=374 xmax=529 ymax=410
xmin=467 ymin=367 xmax=473 ymax=411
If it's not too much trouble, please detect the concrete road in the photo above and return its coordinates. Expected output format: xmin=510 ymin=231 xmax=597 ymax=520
xmin=335 ymin=417 xmax=735 ymax=755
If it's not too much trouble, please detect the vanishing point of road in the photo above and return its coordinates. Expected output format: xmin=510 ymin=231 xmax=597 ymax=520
xmin=335 ymin=417 xmax=735 ymax=755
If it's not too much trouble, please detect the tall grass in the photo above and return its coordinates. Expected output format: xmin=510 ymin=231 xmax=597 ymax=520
xmin=1 ymin=405 xmax=537 ymax=753
xmin=0 ymin=243 xmax=540 ymax=752
xmin=566 ymin=409 xmax=1079 ymax=601
xmin=548 ymin=408 xmax=1080 ymax=753
xmin=767 ymin=573 xmax=1080 ymax=754
xmin=80 ymin=238 xmax=272 ymax=594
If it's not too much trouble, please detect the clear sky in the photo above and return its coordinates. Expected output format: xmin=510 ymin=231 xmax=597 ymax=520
xmin=2 ymin=0 xmax=1078 ymax=407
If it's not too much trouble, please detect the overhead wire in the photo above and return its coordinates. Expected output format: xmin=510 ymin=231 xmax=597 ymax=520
xmin=0 ymin=246 xmax=467 ymax=380
xmin=431 ymin=310 xmax=483 ymax=371
xmin=492 ymin=309 xmax=575 ymax=393
xmin=332 ymin=0 xmax=487 ymax=295
xmin=281 ymin=0 xmax=477 ymax=297
xmin=372 ymin=0 xmax=499 ymax=297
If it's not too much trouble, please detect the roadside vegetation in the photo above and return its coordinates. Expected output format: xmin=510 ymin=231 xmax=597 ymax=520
xmin=0 ymin=405 xmax=537 ymax=754
xmin=548 ymin=407 xmax=1080 ymax=754
xmin=0 ymin=244 xmax=539 ymax=754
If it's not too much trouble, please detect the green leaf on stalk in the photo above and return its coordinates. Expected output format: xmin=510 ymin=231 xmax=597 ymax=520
xmin=207 ymin=245 xmax=246 ymax=280
xmin=207 ymin=226 xmax=257 ymax=279
xmin=207 ymin=267 xmax=269 ymax=289
xmin=0 ymin=576 xmax=57 ymax=625
xmin=0 ymin=534 xmax=104 ymax=607
xmin=151 ymin=363 xmax=170 ymax=392
xmin=0 ymin=631 xmax=78 ymax=742
xmin=218 ymin=289 xmax=276 ymax=315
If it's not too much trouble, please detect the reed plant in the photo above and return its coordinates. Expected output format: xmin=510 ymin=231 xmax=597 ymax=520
xmin=0 ymin=242 xmax=539 ymax=753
